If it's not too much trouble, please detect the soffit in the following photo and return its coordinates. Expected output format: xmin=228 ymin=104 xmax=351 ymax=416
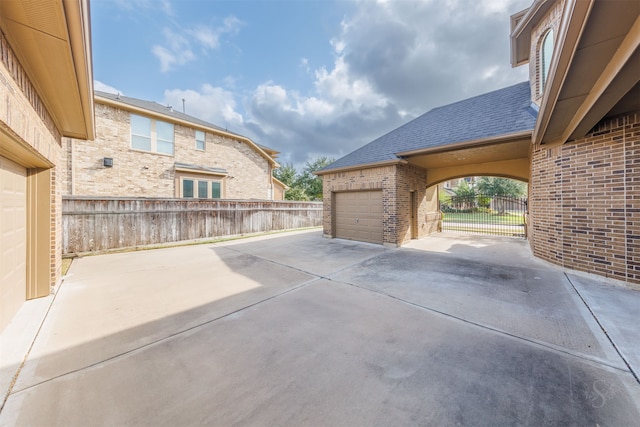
xmin=405 ymin=138 xmax=530 ymax=169
xmin=539 ymin=0 xmax=640 ymax=145
xmin=0 ymin=0 xmax=94 ymax=139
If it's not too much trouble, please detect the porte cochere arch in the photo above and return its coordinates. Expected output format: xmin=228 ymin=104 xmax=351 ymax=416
xmin=317 ymin=0 xmax=640 ymax=286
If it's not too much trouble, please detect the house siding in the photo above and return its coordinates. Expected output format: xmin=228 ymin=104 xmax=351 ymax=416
xmin=530 ymin=111 xmax=640 ymax=286
xmin=396 ymin=163 xmax=433 ymax=245
xmin=63 ymin=102 xmax=272 ymax=199
xmin=0 ymin=30 xmax=63 ymax=318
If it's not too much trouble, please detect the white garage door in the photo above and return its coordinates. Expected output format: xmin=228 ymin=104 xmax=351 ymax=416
xmin=335 ymin=191 xmax=383 ymax=244
xmin=0 ymin=155 xmax=27 ymax=332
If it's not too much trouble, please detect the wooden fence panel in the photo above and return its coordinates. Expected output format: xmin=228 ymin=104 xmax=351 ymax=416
xmin=62 ymin=197 xmax=323 ymax=255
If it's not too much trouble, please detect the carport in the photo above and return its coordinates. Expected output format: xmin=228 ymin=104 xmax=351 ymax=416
xmin=317 ymin=82 xmax=535 ymax=247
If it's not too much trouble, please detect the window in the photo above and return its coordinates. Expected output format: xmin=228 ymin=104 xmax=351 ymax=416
xmin=183 ymin=180 xmax=194 ymax=198
xmin=130 ymin=114 xmax=174 ymax=155
xmin=212 ymin=182 xmax=221 ymax=199
xmin=540 ymin=29 xmax=554 ymax=93
xmin=196 ymin=130 xmax=205 ymax=151
xmin=131 ymin=115 xmax=151 ymax=151
xmin=198 ymin=181 xmax=208 ymax=198
xmin=180 ymin=178 xmax=223 ymax=199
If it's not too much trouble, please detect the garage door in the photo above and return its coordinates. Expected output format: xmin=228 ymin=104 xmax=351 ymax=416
xmin=0 ymin=155 xmax=27 ymax=332
xmin=335 ymin=191 xmax=383 ymax=244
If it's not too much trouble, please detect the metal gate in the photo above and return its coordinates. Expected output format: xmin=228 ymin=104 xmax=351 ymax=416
xmin=439 ymin=194 xmax=527 ymax=238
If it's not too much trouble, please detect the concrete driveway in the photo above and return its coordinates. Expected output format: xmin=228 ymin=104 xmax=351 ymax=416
xmin=1 ymin=230 xmax=639 ymax=426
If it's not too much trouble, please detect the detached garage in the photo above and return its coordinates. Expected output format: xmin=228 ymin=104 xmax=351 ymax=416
xmin=334 ymin=191 xmax=383 ymax=244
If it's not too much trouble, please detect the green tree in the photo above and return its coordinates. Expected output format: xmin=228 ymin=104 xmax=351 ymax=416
xmin=476 ymin=177 xmax=527 ymax=215
xmin=297 ymin=156 xmax=334 ymax=201
xmin=272 ymin=156 xmax=334 ymax=201
xmin=476 ymin=177 xmax=526 ymax=197
xmin=452 ymin=180 xmax=475 ymax=198
xmin=272 ymin=163 xmax=297 ymax=188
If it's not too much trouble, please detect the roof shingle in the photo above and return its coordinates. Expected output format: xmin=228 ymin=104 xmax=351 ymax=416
xmin=321 ymin=81 xmax=537 ymax=172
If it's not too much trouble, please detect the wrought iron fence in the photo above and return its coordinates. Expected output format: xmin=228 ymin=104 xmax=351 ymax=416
xmin=439 ymin=194 xmax=527 ymax=238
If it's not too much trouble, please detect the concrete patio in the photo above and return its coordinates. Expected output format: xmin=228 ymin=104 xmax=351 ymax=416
xmin=1 ymin=230 xmax=639 ymax=426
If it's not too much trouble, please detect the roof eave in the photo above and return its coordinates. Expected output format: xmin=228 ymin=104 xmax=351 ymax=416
xmin=314 ymin=158 xmax=408 ymax=176
xmin=96 ymin=94 xmax=279 ymax=167
xmin=0 ymin=0 xmax=95 ymax=140
xmin=510 ymin=0 xmax=554 ymax=67
xmin=396 ymin=130 xmax=533 ymax=157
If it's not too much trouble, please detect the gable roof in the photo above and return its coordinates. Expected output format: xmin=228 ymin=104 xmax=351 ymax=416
xmin=319 ymin=81 xmax=537 ymax=173
xmin=94 ymin=91 xmax=279 ymax=167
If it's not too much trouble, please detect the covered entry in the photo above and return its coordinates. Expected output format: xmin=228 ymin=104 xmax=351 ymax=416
xmin=334 ymin=190 xmax=383 ymax=244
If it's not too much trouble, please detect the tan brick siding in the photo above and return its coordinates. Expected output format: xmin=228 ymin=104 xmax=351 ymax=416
xmin=396 ymin=163 xmax=431 ymax=244
xmin=0 ymin=31 xmax=62 ymax=290
xmin=63 ymin=103 xmax=272 ymax=199
xmin=530 ymin=112 xmax=640 ymax=286
xmin=321 ymin=164 xmax=435 ymax=245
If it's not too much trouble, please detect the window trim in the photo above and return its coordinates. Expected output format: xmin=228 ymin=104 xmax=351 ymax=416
xmin=539 ymin=28 xmax=554 ymax=95
xmin=177 ymin=173 xmax=225 ymax=199
xmin=195 ymin=130 xmax=206 ymax=151
xmin=129 ymin=113 xmax=175 ymax=155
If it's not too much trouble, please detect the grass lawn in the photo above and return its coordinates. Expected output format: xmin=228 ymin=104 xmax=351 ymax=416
xmin=442 ymin=212 xmax=524 ymax=225
xmin=62 ymin=258 xmax=73 ymax=276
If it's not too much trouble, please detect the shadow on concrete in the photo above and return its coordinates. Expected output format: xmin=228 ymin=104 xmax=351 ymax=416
xmin=1 ymin=230 xmax=638 ymax=426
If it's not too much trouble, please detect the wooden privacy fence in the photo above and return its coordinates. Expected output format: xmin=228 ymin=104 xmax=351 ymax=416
xmin=62 ymin=197 xmax=323 ymax=255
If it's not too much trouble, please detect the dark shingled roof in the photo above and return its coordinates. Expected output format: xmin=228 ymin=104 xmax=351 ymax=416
xmin=321 ymin=81 xmax=537 ymax=172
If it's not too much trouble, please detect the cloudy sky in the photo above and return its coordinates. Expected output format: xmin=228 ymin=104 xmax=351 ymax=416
xmin=92 ymin=0 xmax=532 ymax=168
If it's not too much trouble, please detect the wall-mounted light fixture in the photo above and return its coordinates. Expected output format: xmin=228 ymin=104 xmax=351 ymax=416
xmin=103 ymin=157 xmax=113 ymax=167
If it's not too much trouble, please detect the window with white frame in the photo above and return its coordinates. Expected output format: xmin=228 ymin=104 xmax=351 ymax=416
xmin=130 ymin=114 xmax=174 ymax=155
xmin=196 ymin=130 xmax=205 ymax=151
xmin=180 ymin=177 xmax=223 ymax=199
xmin=540 ymin=29 xmax=554 ymax=94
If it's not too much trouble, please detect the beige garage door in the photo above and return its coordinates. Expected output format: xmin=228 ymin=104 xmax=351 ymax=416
xmin=0 ymin=155 xmax=27 ymax=332
xmin=335 ymin=191 xmax=383 ymax=244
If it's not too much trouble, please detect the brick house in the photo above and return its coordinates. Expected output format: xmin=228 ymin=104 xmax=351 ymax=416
xmin=0 ymin=1 xmax=94 ymax=332
xmin=63 ymin=91 xmax=283 ymax=201
xmin=317 ymin=0 xmax=640 ymax=286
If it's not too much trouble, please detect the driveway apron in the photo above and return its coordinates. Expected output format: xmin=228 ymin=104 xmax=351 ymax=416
xmin=1 ymin=230 xmax=638 ymax=426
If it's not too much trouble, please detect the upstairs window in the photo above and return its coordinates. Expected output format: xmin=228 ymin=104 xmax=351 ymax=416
xmin=130 ymin=114 xmax=174 ymax=155
xmin=196 ymin=130 xmax=205 ymax=151
xmin=540 ymin=29 xmax=554 ymax=94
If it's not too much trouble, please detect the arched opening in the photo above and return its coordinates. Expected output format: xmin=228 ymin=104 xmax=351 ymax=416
xmin=436 ymin=176 xmax=528 ymax=238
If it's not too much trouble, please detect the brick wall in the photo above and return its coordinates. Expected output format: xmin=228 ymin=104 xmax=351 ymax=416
xmin=63 ymin=102 xmax=272 ymax=199
xmin=395 ymin=163 xmax=432 ymax=244
xmin=530 ymin=111 xmax=640 ymax=286
xmin=0 ymin=30 xmax=62 ymax=291
xmin=321 ymin=163 xmax=435 ymax=246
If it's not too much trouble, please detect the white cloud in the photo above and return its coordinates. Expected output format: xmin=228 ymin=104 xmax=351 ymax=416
xmin=163 ymin=84 xmax=244 ymax=130
xmin=153 ymin=16 xmax=243 ymax=72
xmin=94 ymin=80 xmax=122 ymax=95
xmin=150 ymin=0 xmax=532 ymax=167
xmin=152 ymin=28 xmax=195 ymax=72
xmin=188 ymin=17 xmax=242 ymax=51
xmin=237 ymin=0 xmax=531 ymax=167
